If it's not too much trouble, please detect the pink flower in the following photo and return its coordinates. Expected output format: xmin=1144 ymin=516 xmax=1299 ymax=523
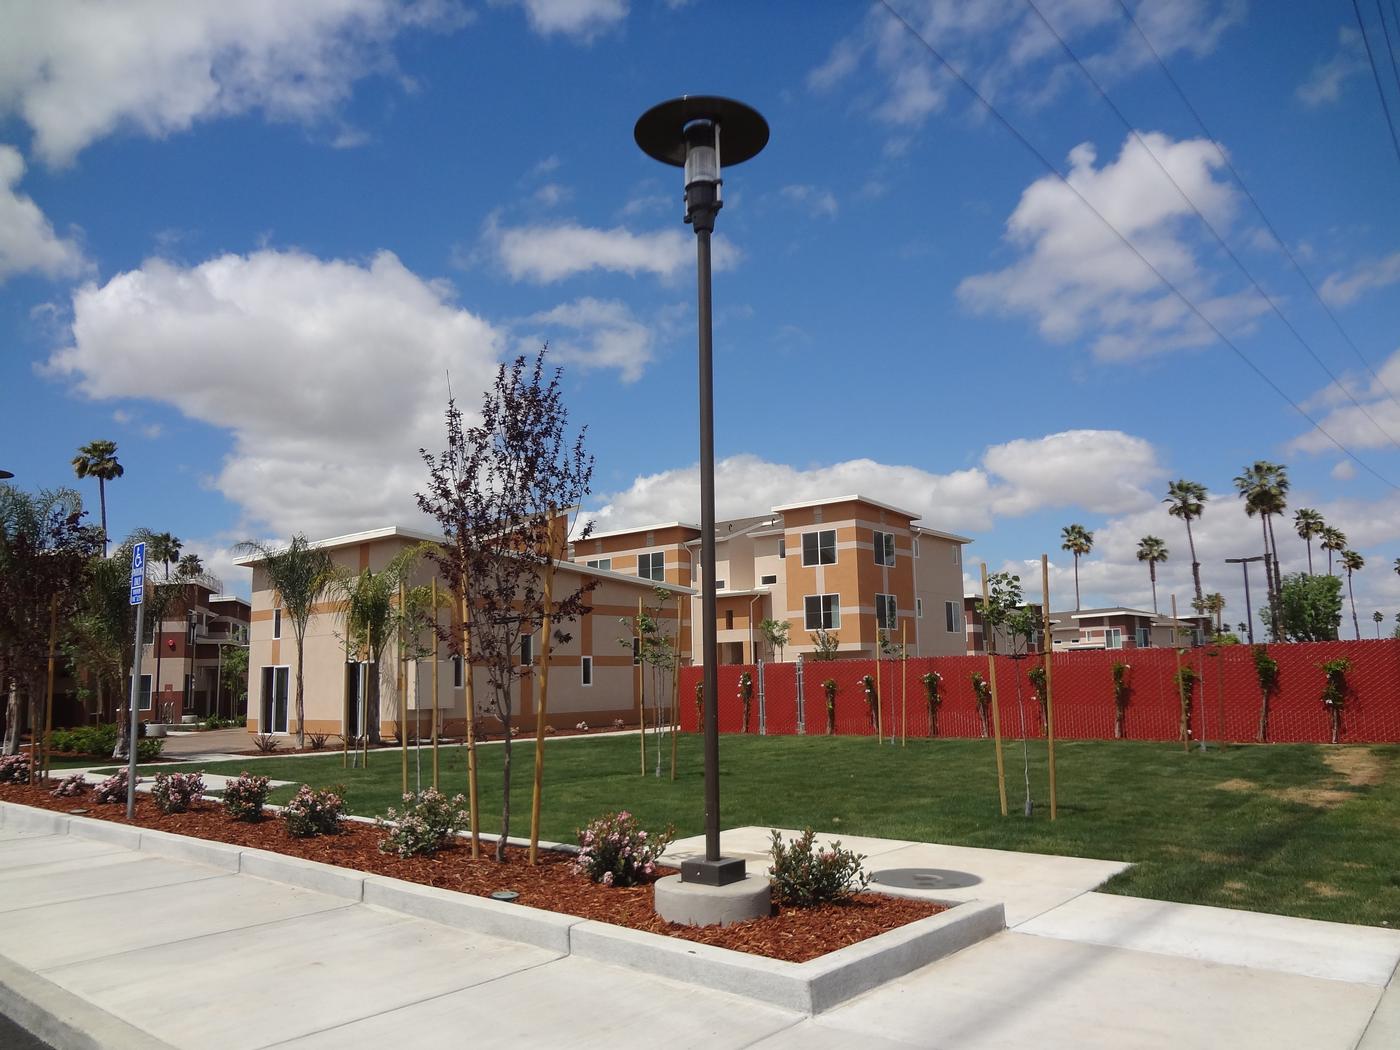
xmin=602 ymin=872 xmax=614 ymax=886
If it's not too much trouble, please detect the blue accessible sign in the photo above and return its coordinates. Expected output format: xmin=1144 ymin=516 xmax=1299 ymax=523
xmin=129 ymin=541 xmax=146 ymax=606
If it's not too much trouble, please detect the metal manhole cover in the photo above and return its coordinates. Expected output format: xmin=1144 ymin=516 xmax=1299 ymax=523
xmin=869 ymin=868 xmax=982 ymax=890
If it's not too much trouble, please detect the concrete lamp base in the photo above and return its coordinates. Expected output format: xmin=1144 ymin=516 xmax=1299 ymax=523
xmin=654 ymin=873 xmax=771 ymax=927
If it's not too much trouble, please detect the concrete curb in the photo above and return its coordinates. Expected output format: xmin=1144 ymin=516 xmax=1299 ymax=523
xmin=362 ymin=875 xmax=579 ymax=954
xmin=571 ymin=898 xmax=1006 ymax=1014
xmin=238 ymin=847 xmax=366 ymax=902
xmin=0 ymin=951 xmax=180 ymax=1050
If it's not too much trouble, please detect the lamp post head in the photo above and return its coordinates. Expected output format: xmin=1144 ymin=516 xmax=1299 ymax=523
xmin=0 ymin=470 xmax=13 ymax=480
xmin=635 ymin=95 xmax=768 ymax=229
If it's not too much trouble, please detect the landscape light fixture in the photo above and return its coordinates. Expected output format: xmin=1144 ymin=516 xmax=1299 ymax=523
xmin=635 ymin=96 xmax=768 ymax=887
xmin=1224 ymin=556 xmax=1265 ymax=645
xmin=0 ymin=470 xmax=13 ymax=480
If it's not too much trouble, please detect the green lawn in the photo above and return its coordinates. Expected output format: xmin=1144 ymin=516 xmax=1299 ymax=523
xmin=122 ymin=734 xmax=1400 ymax=927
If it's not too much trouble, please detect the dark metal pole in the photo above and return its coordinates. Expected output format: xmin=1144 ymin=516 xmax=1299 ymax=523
xmin=695 ymin=208 xmax=721 ymax=864
xmin=1240 ymin=564 xmax=1253 ymax=645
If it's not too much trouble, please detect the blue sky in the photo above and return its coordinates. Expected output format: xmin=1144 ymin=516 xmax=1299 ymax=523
xmin=3 ymin=0 xmax=1400 ymax=627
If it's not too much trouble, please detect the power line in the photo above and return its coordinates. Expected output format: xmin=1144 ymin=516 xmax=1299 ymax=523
xmin=1022 ymin=0 xmax=1400 ymax=454
xmin=1112 ymin=0 xmax=1400 ymax=416
xmin=1378 ymin=0 xmax=1400 ymax=101
xmin=1353 ymin=0 xmax=1400 ymax=172
xmin=874 ymin=0 xmax=1400 ymax=492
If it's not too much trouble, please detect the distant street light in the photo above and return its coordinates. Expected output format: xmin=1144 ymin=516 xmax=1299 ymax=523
xmin=1225 ymin=556 xmax=1265 ymax=644
xmin=635 ymin=96 xmax=768 ymax=887
xmin=0 ymin=469 xmax=14 ymax=480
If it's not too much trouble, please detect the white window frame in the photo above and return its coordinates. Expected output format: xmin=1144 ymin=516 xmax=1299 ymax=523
xmin=1135 ymin=627 xmax=1150 ymax=648
xmin=801 ymin=530 xmax=837 ymax=567
xmin=804 ymin=594 xmax=840 ymax=631
xmin=581 ymin=655 xmax=593 ymax=687
xmin=1106 ymin=628 xmax=1124 ymax=650
xmin=586 ymin=558 xmax=612 ymax=571
xmin=944 ymin=601 xmax=962 ymax=633
xmin=638 ymin=551 xmax=665 ymax=581
xmin=131 ymin=673 xmax=153 ymax=712
xmin=778 ymin=538 xmax=786 ymax=558
xmin=873 ymin=531 xmax=895 ymax=566
xmin=272 ymin=608 xmax=281 ymax=639
xmin=876 ymin=593 xmax=897 ymax=630
xmin=260 ymin=665 xmax=290 ymax=734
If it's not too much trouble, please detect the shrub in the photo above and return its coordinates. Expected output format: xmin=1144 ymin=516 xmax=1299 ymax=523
xmin=1026 ymin=666 xmax=1048 ymax=735
xmin=544 ymin=724 xmax=556 ymax=735
xmin=694 ymin=680 xmax=703 ymax=724
xmin=306 ymin=733 xmax=329 ymax=751
xmin=611 ymin=718 xmax=626 ymax=730
xmin=575 ymin=721 xmax=589 ymax=732
xmin=0 ymin=753 xmax=31 ymax=783
xmin=1253 ymin=645 xmax=1280 ymax=742
xmin=921 ymin=671 xmax=943 ymax=737
xmin=93 ymin=768 xmax=137 ymax=804
xmin=48 ymin=723 xmax=120 ymax=756
xmin=50 ymin=772 xmax=89 ymax=798
xmin=151 ymin=771 xmax=205 ymax=814
xmin=1175 ymin=664 xmax=1200 ymax=741
xmin=1320 ymin=657 xmax=1351 ymax=744
xmin=738 ymin=671 xmax=754 ymax=733
xmin=861 ymin=674 xmax=878 ymax=731
xmin=136 ymin=738 xmax=165 ymax=762
xmin=573 ymin=810 xmax=673 ymax=887
xmin=377 ymin=788 xmax=470 ymax=858
xmin=252 ymin=733 xmax=280 ymax=754
xmin=971 ymin=673 xmax=992 ymax=737
xmin=768 ymin=827 xmax=869 ymax=907
xmin=284 ymin=785 xmax=345 ymax=837
xmin=1111 ymin=662 xmax=1131 ymax=740
xmin=223 ymin=772 xmax=271 ymax=821
xmin=822 ymin=678 xmax=837 ymax=735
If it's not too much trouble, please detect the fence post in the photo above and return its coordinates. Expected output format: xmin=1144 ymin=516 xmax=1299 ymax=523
xmin=795 ymin=656 xmax=806 ymax=735
xmin=757 ymin=660 xmax=767 ymax=736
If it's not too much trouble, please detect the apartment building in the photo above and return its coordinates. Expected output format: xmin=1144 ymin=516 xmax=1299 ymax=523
xmin=962 ymin=596 xmax=1045 ymax=655
xmin=571 ymin=495 xmax=971 ymax=663
xmin=238 ymin=526 xmax=690 ymax=739
xmin=1046 ymin=607 xmax=1207 ymax=650
xmin=138 ymin=581 xmax=250 ymax=722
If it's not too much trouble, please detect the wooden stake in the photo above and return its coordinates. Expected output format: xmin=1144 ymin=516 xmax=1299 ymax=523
xmin=398 ymin=582 xmax=408 ymax=795
xmin=431 ymin=577 xmax=440 ymax=790
xmin=460 ymin=590 xmax=480 ymax=858
xmin=900 ymin=623 xmax=908 ymax=747
xmin=981 ymin=563 xmax=1009 ymax=817
xmin=638 ymin=596 xmax=646 ymax=776
xmin=1040 ymin=554 xmax=1057 ymax=821
xmin=528 ymin=528 xmax=558 ymax=865
xmin=41 ymin=594 xmax=57 ymax=784
xmin=671 ymin=595 xmax=682 ymax=781
xmin=1172 ymin=594 xmax=1187 ymax=753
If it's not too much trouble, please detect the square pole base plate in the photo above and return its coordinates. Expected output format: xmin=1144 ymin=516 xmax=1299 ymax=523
xmin=680 ymin=856 xmax=747 ymax=886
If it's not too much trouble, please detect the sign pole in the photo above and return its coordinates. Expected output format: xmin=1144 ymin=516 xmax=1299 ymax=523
xmin=126 ymin=542 xmax=147 ymax=819
xmin=1040 ymin=554 xmax=1058 ymax=821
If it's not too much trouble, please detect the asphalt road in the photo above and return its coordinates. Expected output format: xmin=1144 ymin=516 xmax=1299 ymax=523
xmin=0 ymin=1011 xmax=56 ymax=1050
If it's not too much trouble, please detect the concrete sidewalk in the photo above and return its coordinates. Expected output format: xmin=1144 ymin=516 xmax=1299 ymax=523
xmin=1 ymin=820 xmax=1396 ymax=1049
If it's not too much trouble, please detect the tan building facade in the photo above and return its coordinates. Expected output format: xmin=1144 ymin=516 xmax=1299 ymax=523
xmin=238 ymin=526 xmax=690 ymax=739
xmin=1047 ymin=607 xmax=1207 ymax=650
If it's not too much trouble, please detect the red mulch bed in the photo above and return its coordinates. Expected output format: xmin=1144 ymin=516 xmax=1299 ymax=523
xmin=0 ymin=782 xmax=941 ymax=963
xmin=226 ymin=727 xmax=637 ymax=756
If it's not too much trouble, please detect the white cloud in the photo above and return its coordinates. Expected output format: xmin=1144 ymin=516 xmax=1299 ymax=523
xmin=503 ymin=0 xmax=627 ymax=41
xmin=1331 ymin=460 xmax=1357 ymax=481
xmin=45 ymin=248 xmax=502 ymax=538
xmin=0 ymin=145 xmax=88 ymax=281
xmin=983 ymin=430 xmax=1162 ymax=515
xmin=779 ymin=184 xmax=839 ymax=218
xmin=1320 ymin=252 xmax=1400 ymax=306
xmin=532 ymin=183 xmax=572 ymax=208
xmin=492 ymin=220 xmax=739 ymax=283
xmin=520 ymin=296 xmax=654 ymax=382
xmin=958 ymin=132 xmax=1267 ymax=360
xmin=1297 ymin=27 xmax=1368 ymax=108
xmin=0 ymin=0 xmax=465 ymax=166
xmin=1290 ymin=347 xmax=1400 ymax=453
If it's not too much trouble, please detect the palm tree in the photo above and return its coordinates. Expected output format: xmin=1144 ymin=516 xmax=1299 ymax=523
xmin=176 ymin=552 xmax=204 ymax=579
xmin=1234 ymin=462 xmax=1289 ymax=638
xmin=1205 ymin=592 xmax=1226 ymax=634
xmin=1321 ymin=526 xmax=1347 ymax=575
xmin=1060 ymin=524 xmax=1094 ymax=610
xmin=234 ymin=535 xmax=335 ymax=749
xmin=71 ymin=440 xmax=123 ymax=557
xmin=1163 ymin=480 xmax=1208 ymax=607
xmin=148 ymin=532 xmax=182 ymax=582
xmin=1293 ymin=508 xmax=1325 ymax=575
xmin=1341 ymin=550 xmax=1364 ymax=640
xmin=1136 ymin=536 xmax=1168 ymax=613
xmin=1373 ymin=610 xmax=1384 ymax=638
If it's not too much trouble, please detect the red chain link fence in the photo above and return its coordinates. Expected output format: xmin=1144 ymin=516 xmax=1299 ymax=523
xmin=679 ymin=639 xmax=1400 ymax=743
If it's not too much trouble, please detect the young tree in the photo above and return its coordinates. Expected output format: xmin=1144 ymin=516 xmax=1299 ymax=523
xmin=233 ymin=535 xmax=334 ymax=749
xmin=619 ymin=586 xmax=678 ymax=768
xmin=808 ymin=629 xmax=840 ymax=660
xmin=759 ymin=617 xmax=790 ymax=662
xmin=1265 ymin=572 xmax=1342 ymax=642
xmin=1060 ymin=524 xmax=1093 ymax=610
xmin=1163 ymin=479 xmax=1208 ymax=608
xmin=1341 ymin=550 xmax=1365 ymax=641
xmin=71 ymin=440 xmax=123 ymax=557
xmin=219 ymin=644 xmax=249 ymax=719
xmin=417 ymin=349 xmax=594 ymax=863
xmin=1135 ymin=536 xmax=1168 ymax=613
xmin=1293 ymin=508 xmax=1325 ymax=575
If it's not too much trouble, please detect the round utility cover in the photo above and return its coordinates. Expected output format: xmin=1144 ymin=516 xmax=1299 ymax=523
xmin=869 ymin=868 xmax=982 ymax=890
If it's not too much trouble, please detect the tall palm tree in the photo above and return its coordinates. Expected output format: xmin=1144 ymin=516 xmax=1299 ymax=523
xmin=1341 ymin=549 xmax=1365 ymax=641
xmin=1163 ymin=480 xmax=1208 ymax=607
xmin=1293 ymin=508 xmax=1325 ymax=575
xmin=1136 ymin=536 xmax=1168 ymax=613
xmin=1206 ymin=592 xmax=1226 ymax=634
xmin=1321 ymin=526 xmax=1347 ymax=575
xmin=148 ymin=532 xmax=182 ymax=583
xmin=1060 ymin=524 xmax=1094 ymax=610
xmin=234 ymin=535 xmax=335 ymax=749
xmin=71 ymin=440 xmax=123 ymax=557
xmin=176 ymin=552 xmax=204 ymax=579
xmin=1234 ymin=462 xmax=1288 ymax=637
xmin=1373 ymin=610 xmax=1384 ymax=638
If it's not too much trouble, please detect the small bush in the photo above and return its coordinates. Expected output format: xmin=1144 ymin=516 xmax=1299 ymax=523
xmin=306 ymin=732 xmax=329 ymax=751
xmin=93 ymin=768 xmax=137 ymax=804
xmin=377 ymin=788 xmax=470 ymax=858
xmin=136 ymin=738 xmax=165 ymax=762
xmin=152 ymin=771 xmax=205 ymax=814
xmin=575 ymin=721 xmax=589 ymax=732
xmin=50 ymin=723 xmax=120 ymax=756
xmin=50 ymin=772 xmax=89 ymax=798
xmin=284 ymin=785 xmax=345 ymax=837
xmin=544 ymin=724 xmax=556 ymax=735
xmin=0 ymin=753 xmax=31 ymax=783
xmin=223 ymin=772 xmax=271 ymax=821
xmin=611 ymin=718 xmax=626 ymax=730
xmin=573 ymin=810 xmax=673 ymax=887
xmin=252 ymin=733 xmax=280 ymax=754
xmin=768 ymin=827 xmax=869 ymax=907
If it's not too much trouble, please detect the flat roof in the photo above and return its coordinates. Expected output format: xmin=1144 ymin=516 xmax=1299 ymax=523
xmin=579 ymin=521 xmax=701 ymax=542
xmin=770 ymin=493 xmax=920 ymax=519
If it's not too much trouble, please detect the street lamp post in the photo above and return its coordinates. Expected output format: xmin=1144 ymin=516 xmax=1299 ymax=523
xmin=1225 ymin=556 xmax=1265 ymax=644
xmin=636 ymin=96 xmax=768 ymax=887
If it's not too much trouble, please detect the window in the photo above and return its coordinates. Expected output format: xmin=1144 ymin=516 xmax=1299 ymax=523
xmin=452 ymin=655 xmax=463 ymax=688
xmin=581 ymin=656 xmax=593 ymax=687
xmin=876 ymin=594 xmax=897 ymax=630
xmin=760 ymin=574 xmax=777 ymax=586
xmin=714 ymin=580 xmax=725 ymax=590
xmin=586 ymin=558 xmax=612 ymax=571
xmin=272 ymin=608 xmax=282 ymax=639
xmin=801 ymin=530 xmax=836 ymax=566
xmin=916 ymin=598 xmax=923 ymax=619
xmin=804 ymin=594 xmax=840 ymax=631
xmin=913 ymin=537 xmax=920 ymax=558
xmin=520 ymin=633 xmax=534 ymax=666
xmin=1135 ymin=627 xmax=1150 ymax=648
xmin=1106 ymin=628 xmax=1123 ymax=650
xmin=952 ymin=546 xmax=960 ymax=564
xmin=187 ymin=615 xmax=197 ymax=645
xmin=632 ymin=637 xmax=641 ymax=665
xmin=131 ymin=673 xmax=152 ymax=712
xmin=778 ymin=538 xmax=786 ymax=558
xmin=945 ymin=601 xmax=962 ymax=633
xmin=873 ymin=531 xmax=895 ymax=566
xmin=260 ymin=666 xmax=289 ymax=733
xmin=725 ymin=610 xmax=734 ymax=630
xmin=638 ymin=552 xmax=665 ymax=581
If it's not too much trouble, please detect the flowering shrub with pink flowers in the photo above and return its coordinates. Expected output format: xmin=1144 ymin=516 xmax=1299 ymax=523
xmin=152 ymin=771 xmax=205 ymax=814
xmin=767 ymin=827 xmax=869 ymax=907
xmin=0 ymin=753 xmax=31 ymax=783
xmin=377 ymin=788 xmax=469 ymax=858
xmin=223 ymin=772 xmax=271 ymax=821
xmin=283 ymin=784 xmax=345 ymax=837
xmin=50 ymin=772 xmax=88 ymax=798
xmin=573 ymin=811 xmax=673 ymax=887
xmin=93 ymin=768 xmax=136 ymax=804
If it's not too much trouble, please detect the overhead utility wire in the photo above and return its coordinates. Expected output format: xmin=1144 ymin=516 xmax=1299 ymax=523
xmin=1353 ymin=0 xmax=1400 ymax=171
xmin=875 ymin=0 xmax=1400 ymax=492
xmin=1023 ymin=0 xmax=1400 ymax=454
xmin=1377 ymin=0 xmax=1400 ymax=101
xmin=1113 ymin=0 xmax=1400 ymax=415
